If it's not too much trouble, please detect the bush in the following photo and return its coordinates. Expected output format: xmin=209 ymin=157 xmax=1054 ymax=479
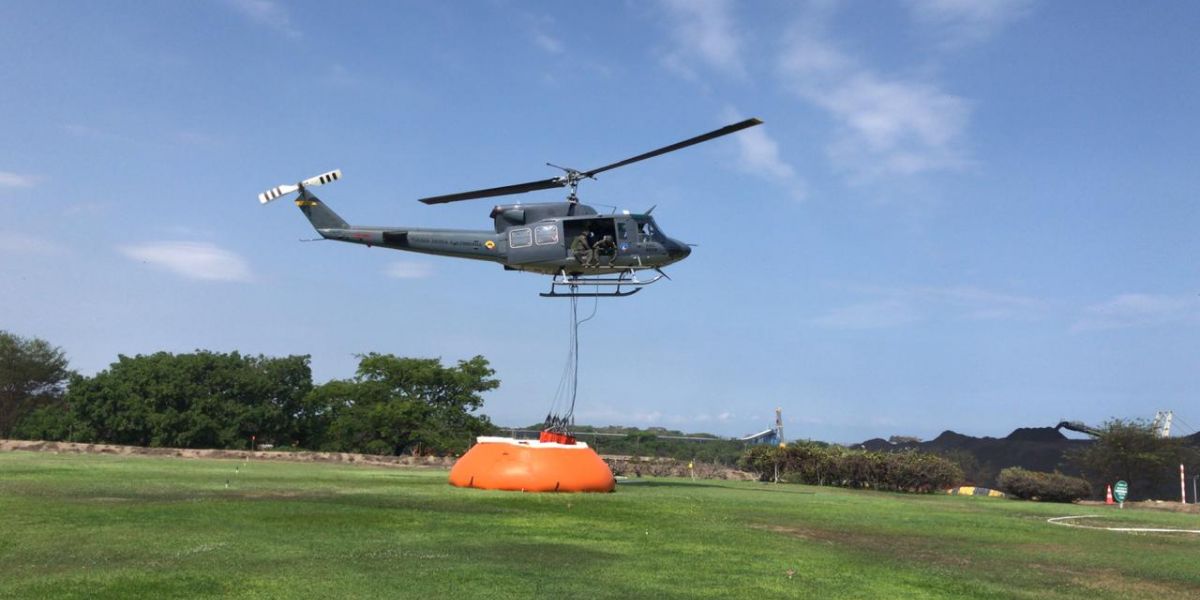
xmin=738 ymin=443 xmax=963 ymax=493
xmin=737 ymin=444 xmax=782 ymax=476
xmin=997 ymin=467 xmax=1091 ymax=502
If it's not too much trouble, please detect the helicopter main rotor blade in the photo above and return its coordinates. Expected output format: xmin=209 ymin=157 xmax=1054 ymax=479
xmin=418 ymin=177 xmax=565 ymax=205
xmin=416 ymin=117 xmax=762 ymax=204
xmin=581 ymin=117 xmax=763 ymax=178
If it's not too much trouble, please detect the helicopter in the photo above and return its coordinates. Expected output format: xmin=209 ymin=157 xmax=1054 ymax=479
xmin=258 ymin=118 xmax=762 ymax=297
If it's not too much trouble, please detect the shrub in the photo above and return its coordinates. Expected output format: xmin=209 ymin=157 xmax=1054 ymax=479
xmin=997 ymin=467 xmax=1091 ymax=502
xmin=737 ymin=445 xmax=781 ymax=477
xmin=738 ymin=443 xmax=962 ymax=493
xmin=882 ymin=450 xmax=965 ymax=493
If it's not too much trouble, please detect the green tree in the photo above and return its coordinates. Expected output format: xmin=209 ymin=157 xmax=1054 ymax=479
xmin=317 ymin=354 xmax=499 ymax=455
xmin=65 ymin=351 xmax=312 ymax=448
xmin=1067 ymin=419 xmax=1199 ymax=500
xmin=0 ymin=331 xmax=72 ymax=438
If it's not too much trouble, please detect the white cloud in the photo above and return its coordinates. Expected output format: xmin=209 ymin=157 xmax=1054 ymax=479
xmin=323 ymin=64 xmax=357 ymax=86
xmin=907 ymin=0 xmax=1033 ymax=48
xmin=810 ymin=299 xmax=920 ymax=329
xmin=63 ymin=202 xmax=107 ymax=217
xmin=575 ymin=405 xmax=742 ymax=428
xmin=0 ymin=232 xmax=68 ymax=256
xmin=810 ymin=283 xmax=1045 ymax=329
xmin=694 ymin=411 xmax=736 ymax=423
xmin=0 ymin=171 xmax=39 ymax=189
xmin=658 ymin=0 xmax=745 ymax=78
xmin=174 ymin=131 xmax=222 ymax=146
xmin=575 ymin=407 xmax=663 ymax=425
xmin=911 ymin=284 xmax=1045 ymax=319
xmin=62 ymin=123 xmax=102 ymax=138
xmin=384 ymin=261 xmax=433 ymax=279
xmin=225 ymin=0 xmax=300 ymax=38
xmin=722 ymin=108 xmax=806 ymax=200
xmin=1073 ymin=293 xmax=1200 ymax=332
xmin=532 ymin=31 xmax=564 ymax=54
xmin=120 ymin=241 xmax=253 ymax=282
xmin=780 ymin=34 xmax=972 ymax=180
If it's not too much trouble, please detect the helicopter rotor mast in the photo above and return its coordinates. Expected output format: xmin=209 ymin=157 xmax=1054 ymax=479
xmin=417 ymin=117 xmax=763 ymax=206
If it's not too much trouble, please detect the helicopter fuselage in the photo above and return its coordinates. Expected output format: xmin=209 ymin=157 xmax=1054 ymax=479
xmin=314 ymin=201 xmax=690 ymax=276
xmin=263 ymin=118 xmax=761 ymax=295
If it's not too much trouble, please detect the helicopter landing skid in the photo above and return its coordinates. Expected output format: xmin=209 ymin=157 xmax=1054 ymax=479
xmin=539 ymin=269 xmax=665 ymax=298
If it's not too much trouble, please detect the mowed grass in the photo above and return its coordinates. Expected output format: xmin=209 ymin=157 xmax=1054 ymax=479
xmin=1 ymin=452 xmax=1198 ymax=599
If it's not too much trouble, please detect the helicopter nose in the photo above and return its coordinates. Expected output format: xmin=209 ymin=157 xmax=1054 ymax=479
xmin=667 ymin=239 xmax=691 ymax=261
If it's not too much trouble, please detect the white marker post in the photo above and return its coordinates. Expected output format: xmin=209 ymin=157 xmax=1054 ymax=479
xmin=1182 ymin=464 xmax=1187 ymax=504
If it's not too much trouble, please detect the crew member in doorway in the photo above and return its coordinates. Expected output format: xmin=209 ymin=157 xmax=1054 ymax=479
xmin=593 ymin=234 xmax=617 ymax=266
xmin=571 ymin=229 xmax=593 ymax=267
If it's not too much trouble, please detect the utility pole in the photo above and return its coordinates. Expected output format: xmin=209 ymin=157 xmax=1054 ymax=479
xmin=773 ymin=407 xmax=784 ymax=484
xmin=1152 ymin=410 xmax=1174 ymax=438
xmin=775 ymin=407 xmax=785 ymax=446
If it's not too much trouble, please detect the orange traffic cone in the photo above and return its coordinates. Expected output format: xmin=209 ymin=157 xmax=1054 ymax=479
xmin=1105 ymin=484 xmax=1114 ymax=505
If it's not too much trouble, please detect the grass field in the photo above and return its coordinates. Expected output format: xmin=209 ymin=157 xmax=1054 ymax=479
xmin=2 ymin=451 xmax=1198 ymax=599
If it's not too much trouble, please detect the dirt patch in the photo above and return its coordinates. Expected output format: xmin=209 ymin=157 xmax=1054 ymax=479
xmin=0 ymin=439 xmax=455 ymax=469
xmin=1075 ymin=568 xmax=1197 ymax=595
xmin=748 ymin=523 xmax=973 ymax=567
xmin=1033 ymin=564 xmax=1198 ymax=595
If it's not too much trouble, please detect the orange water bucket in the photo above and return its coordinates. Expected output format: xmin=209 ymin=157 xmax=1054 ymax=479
xmin=449 ymin=437 xmax=615 ymax=493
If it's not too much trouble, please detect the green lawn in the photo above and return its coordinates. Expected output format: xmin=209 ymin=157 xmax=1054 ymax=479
xmin=1 ymin=451 xmax=1197 ymax=599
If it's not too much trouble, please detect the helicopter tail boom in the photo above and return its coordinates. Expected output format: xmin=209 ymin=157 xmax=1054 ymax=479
xmin=294 ymin=189 xmax=349 ymax=230
xmin=258 ymin=169 xmax=350 ymax=232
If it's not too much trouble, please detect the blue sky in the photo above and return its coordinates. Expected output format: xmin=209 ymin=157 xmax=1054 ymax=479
xmin=2 ymin=1 xmax=1197 ymax=443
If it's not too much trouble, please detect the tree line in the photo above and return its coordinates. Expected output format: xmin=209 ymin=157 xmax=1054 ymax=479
xmin=6 ymin=329 xmax=1194 ymax=499
xmin=739 ymin=441 xmax=965 ymax=492
xmin=2 ymin=331 xmax=496 ymax=455
xmin=738 ymin=424 xmax=1199 ymax=501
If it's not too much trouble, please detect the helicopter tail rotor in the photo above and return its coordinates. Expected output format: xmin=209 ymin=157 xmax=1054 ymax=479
xmin=258 ymin=169 xmax=342 ymax=204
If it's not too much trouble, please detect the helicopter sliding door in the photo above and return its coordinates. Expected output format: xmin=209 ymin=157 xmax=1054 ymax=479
xmin=507 ymin=222 xmax=565 ymax=265
xmin=563 ymin=218 xmax=624 ymax=267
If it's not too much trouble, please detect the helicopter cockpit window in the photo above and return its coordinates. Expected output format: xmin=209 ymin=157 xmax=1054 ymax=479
xmin=509 ymin=227 xmax=532 ymax=248
xmin=533 ymin=224 xmax=559 ymax=246
xmin=635 ymin=218 xmax=665 ymax=242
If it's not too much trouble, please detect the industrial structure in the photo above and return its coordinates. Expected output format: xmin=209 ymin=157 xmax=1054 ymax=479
xmin=1055 ymin=410 xmax=1176 ymax=439
xmin=740 ymin=408 xmax=786 ymax=446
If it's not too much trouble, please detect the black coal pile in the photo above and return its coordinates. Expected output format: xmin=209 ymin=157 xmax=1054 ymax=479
xmin=852 ymin=427 xmax=1091 ymax=488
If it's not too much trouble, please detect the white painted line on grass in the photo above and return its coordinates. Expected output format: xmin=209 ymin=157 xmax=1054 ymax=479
xmin=1047 ymin=515 xmax=1200 ymax=534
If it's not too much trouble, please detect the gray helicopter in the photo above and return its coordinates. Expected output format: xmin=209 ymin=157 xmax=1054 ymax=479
xmin=259 ymin=118 xmax=762 ymax=297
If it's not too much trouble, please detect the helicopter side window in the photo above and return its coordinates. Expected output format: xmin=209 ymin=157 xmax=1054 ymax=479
xmin=617 ymin=222 xmax=628 ymax=240
xmin=533 ymin=224 xmax=559 ymax=246
xmin=509 ymin=227 xmax=532 ymax=248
